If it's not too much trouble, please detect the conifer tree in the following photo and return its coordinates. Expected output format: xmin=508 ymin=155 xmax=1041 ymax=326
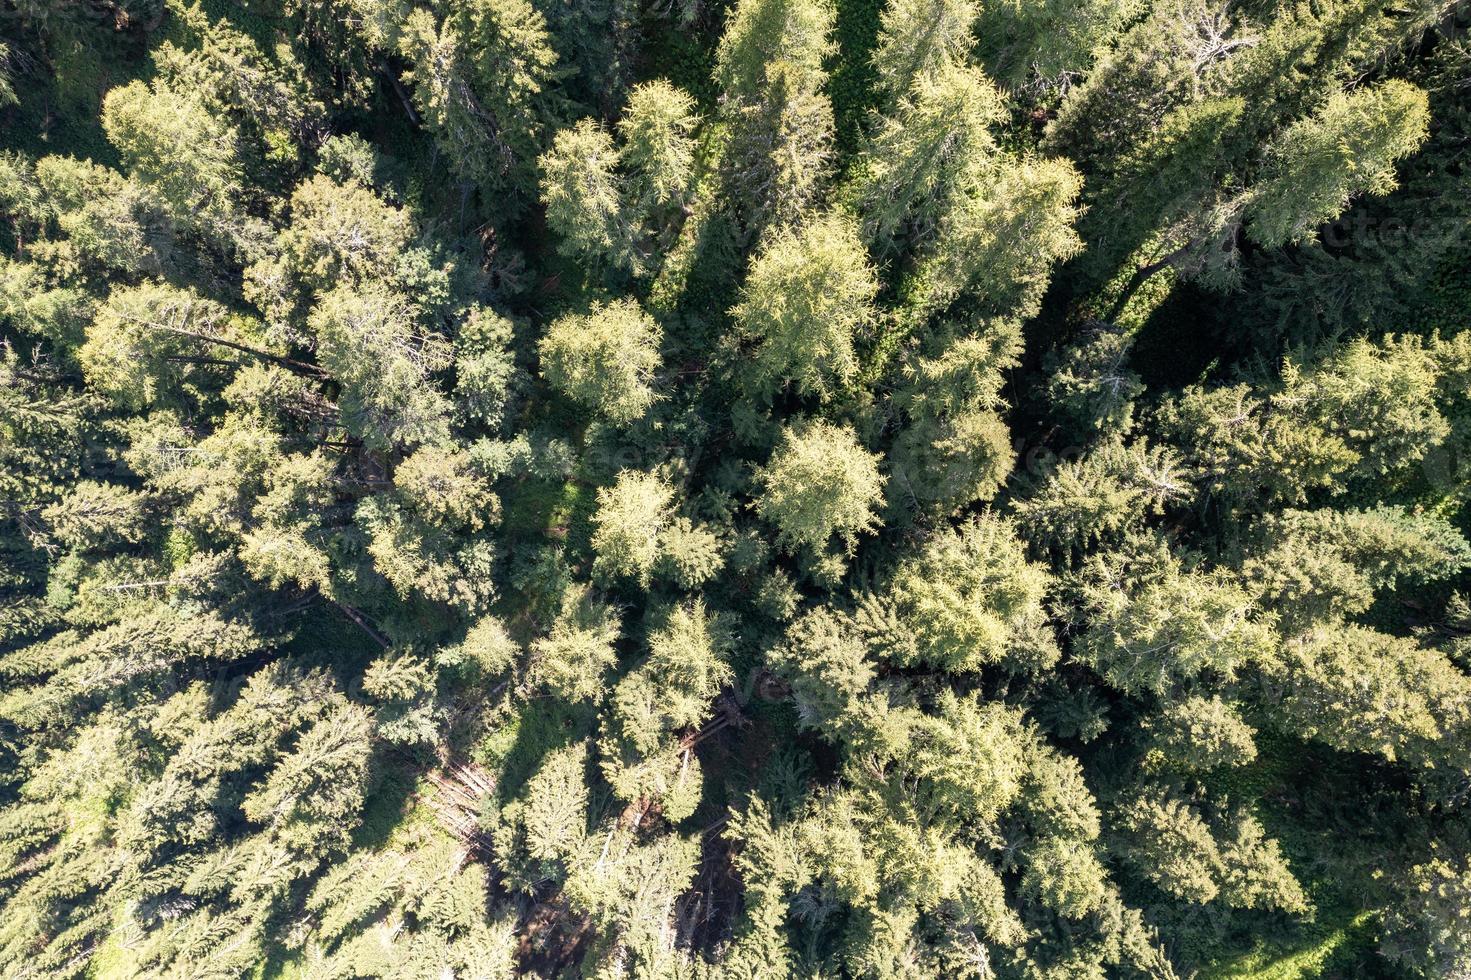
xmin=755 ymin=420 xmax=885 ymax=576
xmin=870 ymin=0 xmax=978 ymax=99
xmin=618 ymin=81 xmax=699 ymax=229
xmin=731 ymin=211 xmax=878 ymax=401
xmin=591 ymin=468 xmax=676 ymax=586
xmin=101 ymin=79 xmax=245 ymax=234
xmin=400 ymin=0 xmax=562 ymax=200
xmin=78 ymin=283 xmax=235 ymax=410
xmin=311 ymin=284 xmax=455 ymax=450
xmin=860 ymin=513 xmax=1054 ymax=673
xmin=1070 ymin=533 xmax=1275 ymax=696
xmin=356 ymin=444 xmax=499 ymax=612
xmin=530 ymin=585 xmax=621 ymax=701
xmin=853 ymin=60 xmax=1005 ymax=252
xmin=539 ymin=298 xmax=662 ymax=423
xmin=1380 ymin=847 xmax=1471 ymax=979
xmin=540 ymin=81 xmax=701 ymax=275
xmin=905 ymin=153 xmax=1083 ymax=321
xmin=888 ymin=321 xmax=1022 ymax=515
xmin=715 ymin=0 xmax=837 ymax=231
xmin=601 ymin=601 xmax=732 ymax=816
xmin=976 ymin=0 xmax=1136 ymax=97
xmin=1247 ymin=80 xmax=1431 ymax=248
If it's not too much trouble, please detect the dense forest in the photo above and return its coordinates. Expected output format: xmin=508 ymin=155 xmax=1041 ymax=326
xmin=1 ymin=0 xmax=1470 ymax=977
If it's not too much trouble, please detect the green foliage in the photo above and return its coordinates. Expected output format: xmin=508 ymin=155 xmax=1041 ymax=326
xmin=357 ymin=444 xmax=499 ymax=611
xmin=3 ymin=2 xmax=1470 ymax=977
xmin=529 ymin=584 xmax=621 ymax=701
xmin=731 ymin=210 xmax=878 ymax=400
xmin=1380 ymin=845 xmax=1471 ymax=979
xmin=870 ymin=0 xmax=977 ymax=99
xmin=1140 ymin=696 xmax=1258 ymax=773
xmin=1244 ymin=505 xmax=1471 ymax=630
xmin=399 ymin=0 xmax=563 ymax=201
xmin=1070 ymin=533 xmax=1275 ymax=696
xmin=905 ymin=152 xmax=1083 ymax=321
xmin=1265 ymin=625 xmax=1471 ymax=776
xmin=1115 ymin=788 xmax=1307 ymax=913
xmin=716 ymin=0 xmax=838 ymax=230
xmin=1247 ymin=80 xmax=1431 ymax=249
xmin=1043 ymin=320 xmax=1146 ymax=438
xmin=600 ymin=600 xmax=732 ymax=815
xmin=539 ymin=297 xmax=663 ymax=423
xmin=861 ymin=513 xmax=1054 ymax=672
xmin=78 ymin=282 xmax=233 ymax=409
xmin=311 ymin=284 xmax=455 ymax=449
xmin=540 ymin=119 xmax=633 ymax=271
xmin=1014 ymin=438 xmax=1190 ymax=554
xmin=854 ymin=59 xmax=1004 ymax=252
xmin=539 ymin=81 xmax=701 ymax=276
xmin=768 ymin=605 xmax=875 ymax=731
xmin=887 ymin=320 xmax=1023 ymax=515
xmin=1158 ymin=334 xmax=1449 ymax=509
xmin=976 ymin=0 xmax=1137 ymax=97
xmin=100 ymin=78 xmax=246 ymax=241
xmin=590 ymin=468 xmax=676 ymax=585
xmin=755 ymin=419 xmax=885 ymax=566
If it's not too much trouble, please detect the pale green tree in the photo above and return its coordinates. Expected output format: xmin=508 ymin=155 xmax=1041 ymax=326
xmin=78 ymin=283 xmax=235 ymax=410
xmin=618 ymin=80 xmax=699 ymax=222
xmin=853 ymin=60 xmax=1005 ymax=251
xmin=455 ymin=305 xmax=519 ymax=428
xmin=33 ymin=155 xmax=170 ymax=277
xmin=600 ymin=601 xmax=733 ymax=817
xmin=859 ymin=513 xmax=1053 ymax=673
xmin=768 ymin=605 xmax=876 ymax=732
xmin=1139 ymin=696 xmax=1258 ymax=772
xmin=539 ymin=298 xmax=662 ymax=423
xmin=1115 ymin=788 xmax=1306 ymax=912
xmin=538 ymin=82 xmax=700 ymax=277
xmin=1380 ymin=846 xmax=1471 ymax=979
xmin=731 ymin=211 xmax=878 ymax=401
xmin=888 ymin=322 xmax=1022 ymax=515
xmin=355 ymin=444 xmax=499 ymax=613
xmin=530 ymin=585 xmax=621 ymax=702
xmin=540 ymin=119 xmax=634 ymax=271
xmin=1071 ymin=533 xmax=1276 ymax=696
xmin=715 ymin=0 xmax=837 ymax=230
xmin=755 ymin=419 xmax=885 ymax=561
xmin=399 ymin=0 xmax=561 ymax=198
xmin=870 ymin=0 xmax=979 ymax=99
xmin=1247 ymin=80 xmax=1430 ymax=248
xmin=906 ymin=154 xmax=1083 ymax=321
xmin=1159 ymin=335 xmax=1449 ymax=508
xmin=101 ymin=80 xmax=244 ymax=238
xmin=152 ymin=4 xmax=326 ymax=168
xmin=590 ymin=469 xmax=676 ymax=585
xmin=310 ymin=284 xmax=454 ymax=449
xmin=1244 ymin=506 xmax=1470 ymax=631
xmin=1265 ymin=626 xmax=1471 ymax=774
xmin=42 ymin=481 xmax=151 ymax=553
xmin=1014 ymin=438 xmax=1191 ymax=554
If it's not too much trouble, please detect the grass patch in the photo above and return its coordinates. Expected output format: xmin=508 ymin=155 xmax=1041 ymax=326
xmin=502 ymin=476 xmax=593 ymax=545
xmin=1202 ymin=911 xmax=1383 ymax=980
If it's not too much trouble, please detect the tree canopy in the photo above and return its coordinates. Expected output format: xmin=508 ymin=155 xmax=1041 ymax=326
xmin=2 ymin=0 xmax=1471 ymax=977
